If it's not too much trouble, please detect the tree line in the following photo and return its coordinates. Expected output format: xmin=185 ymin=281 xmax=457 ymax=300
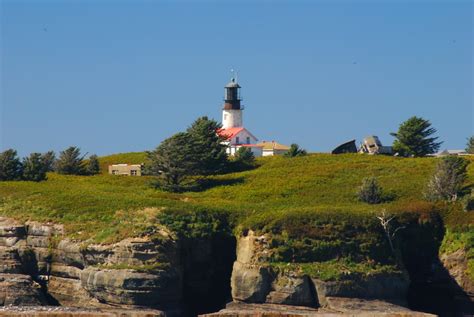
xmin=0 ymin=147 xmax=100 ymax=182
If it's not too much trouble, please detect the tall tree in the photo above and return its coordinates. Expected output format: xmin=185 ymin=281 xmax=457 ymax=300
xmin=466 ymin=136 xmax=474 ymax=154
xmin=146 ymin=132 xmax=195 ymax=191
xmin=56 ymin=146 xmax=85 ymax=175
xmin=85 ymin=154 xmax=100 ymax=175
xmin=41 ymin=151 xmax=56 ymax=172
xmin=0 ymin=149 xmax=23 ymax=181
xmin=186 ymin=116 xmax=228 ymax=175
xmin=22 ymin=153 xmax=47 ymax=182
xmin=284 ymin=143 xmax=307 ymax=157
xmin=425 ymin=156 xmax=469 ymax=202
xmin=390 ymin=116 xmax=442 ymax=157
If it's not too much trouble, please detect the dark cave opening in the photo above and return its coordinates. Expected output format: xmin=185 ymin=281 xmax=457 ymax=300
xmin=180 ymin=235 xmax=236 ymax=317
xmin=398 ymin=217 xmax=473 ymax=316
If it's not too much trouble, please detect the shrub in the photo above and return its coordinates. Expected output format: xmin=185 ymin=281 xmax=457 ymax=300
xmin=358 ymin=177 xmax=383 ymax=204
xmin=0 ymin=149 xmax=23 ymax=181
xmin=284 ymin=143 xmax=307 ymax=157
xmin=234 ymin=147 xmax=255 ymax=165
xmin=85 ymin=154 xmax=100 ymax=175
xmin=56 ymin=146 xmax=85 ymax=175
xmin=463 ymin=189 xmax=474 ymax=212
xmin=425 ymin=156 xmax=469 ymax=202
xmin=22 ymin=153 xmax=47 ymax=182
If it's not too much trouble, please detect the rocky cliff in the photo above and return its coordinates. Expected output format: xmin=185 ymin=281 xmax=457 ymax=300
xmin=0 ymin=216 xmax=472 ymax=316
xmin=226 ymin=230 xmax=422 ymax=315
xmin=0 ymin=216 xmax=180 ymax=315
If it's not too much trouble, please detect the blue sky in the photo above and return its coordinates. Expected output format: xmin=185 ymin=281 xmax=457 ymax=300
xmin=1 ymin=0 xmax=472 ymax=157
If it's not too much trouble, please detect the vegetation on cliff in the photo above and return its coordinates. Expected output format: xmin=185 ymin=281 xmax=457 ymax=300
xmin=0 ymin=152 xmax=473 ymax=282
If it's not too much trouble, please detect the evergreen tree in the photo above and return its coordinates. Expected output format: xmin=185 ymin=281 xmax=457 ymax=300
xmin=390 ymin=116 xmax=442 ymax=157
xmin=56 ymin=146 xmax=85 ymax=175
xmin=0 ymin=149 xmax=23 ymax=181
xmin=85 ymin=154 xmax=100 ymax=175
xmin=41 ymin=151 xmax=56 ymax=172
xmin=358 ymin=177 xmax=383 ymax=204
xmin=235 ymin=147 xmax=255 ymax=164
xmin=284 ymin=143 xmax=307 ymax=157
xmin=466 ymin=136 xmax=474 ymax=154
xmin=425 ymin=156 xmax=469 ymax=202
xmin=186 ymin=116 xmax=228 ymax=175
xmin=146 ymin=132 xmax=194 ymax=192
xmin=22 ymin=153 xmax=47 ymax=181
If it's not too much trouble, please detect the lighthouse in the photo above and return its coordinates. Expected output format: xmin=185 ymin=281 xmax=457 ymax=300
xmin=222 ymin=77 xmax=243 ymax=129
xmin=218 ymin=76 xmax=262 ymax=156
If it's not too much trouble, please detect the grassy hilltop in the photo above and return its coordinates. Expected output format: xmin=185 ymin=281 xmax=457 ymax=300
xmin=0 ymin=152 xmax=472 ymax=239
xmin=1 ymin=152 xmax=473 ymax=280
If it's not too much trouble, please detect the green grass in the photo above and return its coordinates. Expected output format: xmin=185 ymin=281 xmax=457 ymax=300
xmin=440 ymin=228 xmax=474 ymax=280
xmin=0 ymin=153 xmax=473 ymax=243
xmin=267 ymin=259 xmax=401 ymax=281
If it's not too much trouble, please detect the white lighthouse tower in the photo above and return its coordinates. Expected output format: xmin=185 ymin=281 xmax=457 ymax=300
xmin=222 ymin=77 xmax=243 ymax=129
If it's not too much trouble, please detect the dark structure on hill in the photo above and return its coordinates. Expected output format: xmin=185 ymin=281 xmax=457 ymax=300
xmin=332 ymin=140 xmax=358 ymax=154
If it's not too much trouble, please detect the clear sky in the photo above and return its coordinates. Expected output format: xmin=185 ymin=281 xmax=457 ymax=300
xmin=1 ymin=0 xmax=472 ymax=157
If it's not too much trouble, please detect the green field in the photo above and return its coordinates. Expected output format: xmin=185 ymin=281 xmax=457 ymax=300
xmin=1 ymin=153 xmax=472 ymax=243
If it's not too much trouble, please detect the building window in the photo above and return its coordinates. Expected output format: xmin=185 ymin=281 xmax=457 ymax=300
xmin=246 ymin=137 xmax=250 ymax=144
xmin=131 ymin=170 xmax=138 ymax=176
xmin=236 ymin=136 xmax=240 ymax=144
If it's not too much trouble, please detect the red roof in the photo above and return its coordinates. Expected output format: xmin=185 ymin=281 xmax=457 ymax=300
xmin=217 ymin=127 xmax=245 ymax=140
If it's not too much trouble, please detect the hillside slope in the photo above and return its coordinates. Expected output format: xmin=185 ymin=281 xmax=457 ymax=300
xmin=0 ymin=153 xmax=472 ymax=242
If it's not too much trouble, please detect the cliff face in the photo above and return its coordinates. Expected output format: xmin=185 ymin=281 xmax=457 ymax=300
xmin=0 ymin=217 xmax=181 ymax=314
xmin=228 ymin=230 xmax=412 ymax=313
xmin=0 ymin=216 xmax=472 ymax=317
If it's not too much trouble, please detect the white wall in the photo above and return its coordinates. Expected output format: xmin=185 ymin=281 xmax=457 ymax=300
xmin=222 ymin=109 xmax=243 ymax=129
xmin=227 ymin=145 xmax=263 ymax=157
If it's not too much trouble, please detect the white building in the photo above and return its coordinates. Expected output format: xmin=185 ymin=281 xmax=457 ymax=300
xmin=217 ymin=77 xmax=263 ymax=157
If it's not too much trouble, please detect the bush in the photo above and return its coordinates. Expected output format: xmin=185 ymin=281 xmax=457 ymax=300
xmin=358 ymin=177 xmax=383 ymax=204
xmin=425 ymin=156 xmax=469 ymax=202
xmin=284 ymin=143 xmax=307 ymax=157
xmin=56 ymin=146 xmax=85 ymax=175
xmin=0 ymin=149 xmax=23 ymax=181
xmin=463 ymin=189 xmax=474 ymax=212
xmin=234 ymin=147 xmax=255 ymax=165
xmin=22 ymin=153 xmax=47 ymax=182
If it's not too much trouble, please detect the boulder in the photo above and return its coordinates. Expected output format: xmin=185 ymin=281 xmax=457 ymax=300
xmin=231 ymin=261 xmax=271 ymax=302
xmin=266 ymin=274 xmax=315 ymax=307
